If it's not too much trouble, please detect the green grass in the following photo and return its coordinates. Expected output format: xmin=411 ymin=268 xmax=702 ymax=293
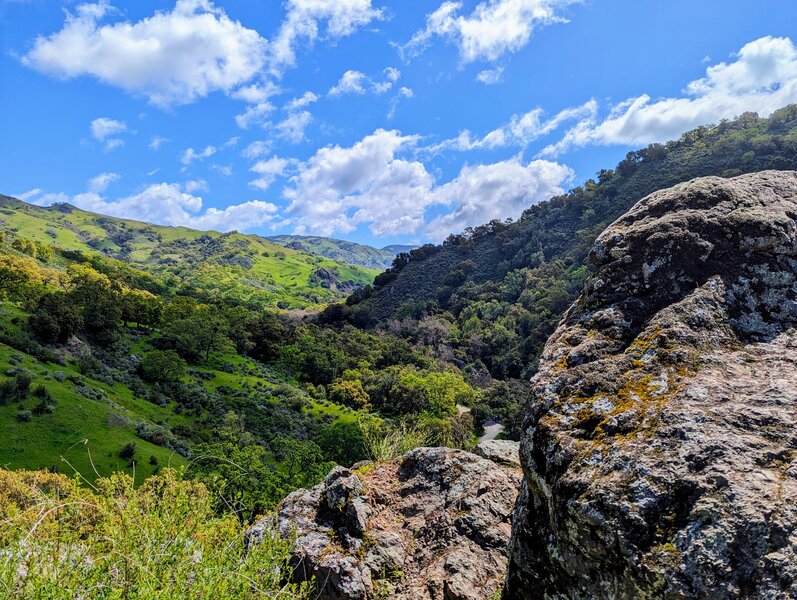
xmin=0 ymin=196 xmax=379 ymax=310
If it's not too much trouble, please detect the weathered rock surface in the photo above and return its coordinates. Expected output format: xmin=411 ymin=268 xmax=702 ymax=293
xmin=506 ymin=171 xmax=797 ymax=598
xmin=264 ymin=447 xmax=521 ymax=599
xmin=475 ymin=440 xmax=520 ymax=467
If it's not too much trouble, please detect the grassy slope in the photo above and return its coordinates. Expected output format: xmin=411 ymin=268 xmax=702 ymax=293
xmin=0 ymin=300 xmax=363 ymax=484
xmin=267 ymin=234 xmax=400 ymax=271
xmin=0 ymin=197 xmax=379 ymax=309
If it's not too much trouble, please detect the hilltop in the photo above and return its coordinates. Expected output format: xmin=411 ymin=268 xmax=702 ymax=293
xmin=267 ymin=235 xmax=414 ymax=271
xmin=0 ymin=196 xmax=378 ymax=310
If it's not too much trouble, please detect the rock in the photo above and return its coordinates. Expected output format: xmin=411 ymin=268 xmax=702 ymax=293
xmin=257 ymin=447 xmax=521 ymax=599
xmin=474 ymin=440 xmax=521 ymax=467
xmin=506 ymin=171 xmax=797 ymax=598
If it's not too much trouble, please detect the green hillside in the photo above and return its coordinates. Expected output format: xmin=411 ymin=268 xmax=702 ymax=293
xmin=267 ymin=234 xmax=412 ymax=270
xmin=0 ymin=197 xmax=378 ymax=310
xmin=341 ymin=106 xmax=797 ymax=378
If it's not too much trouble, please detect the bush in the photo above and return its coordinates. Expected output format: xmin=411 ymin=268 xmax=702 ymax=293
xmin=119 ymin=442 xmax=137 ymax=460
xmin=140 ymin=349 xmax=187 ymax=384
xmin=15 ymin=410 xmax=32 ymax=422
xmin=0 ymin=468 xmax=309 ymax=598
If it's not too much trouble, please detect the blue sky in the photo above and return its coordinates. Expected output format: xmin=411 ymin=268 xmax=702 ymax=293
xmin=2 ymin=0 xmax=796 ymax=246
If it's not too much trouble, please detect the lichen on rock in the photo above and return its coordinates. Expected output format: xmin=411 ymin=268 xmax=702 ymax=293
xmin=252 ymin=447 xmax=521 ymax=599
xmin=506 ymin=171 xmax=797 ymax=599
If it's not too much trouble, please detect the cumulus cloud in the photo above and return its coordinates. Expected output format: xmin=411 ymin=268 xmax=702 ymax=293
xmin=287 ymin=91 xmax=320 ymax=109
xmin=431 ymin=100 xmax=596 ymax=153
xmin=16 ymin=189 xmax=43 ymax=202
xmin=149 ymin=135 xmax=169 ymax=150
xmin=181 ymin=145 xmax=217 ymax=165
xmin=235 ymin=102 xmax=277 ymax=129
xmin=269 ymin=0 xmax=384 ymax=75
xmin=90 ymin=117 xmax=128 ymax=151
xmin=184 ymin=178 xmax=208 ymax=193
xmin=329 ymin=70 xmax=368 ymax=96
xmin=88 ymin=172 xmax=119 ymax=193
xmin=249 ymin=156 xmax=293 ymax=191
xmin=402 ymin=0 xmax=577 ymax=63
xmin=241 ymin=140 xmax=273 ymax=160
xmin=541 ymin=36 xmax=797 ymax=156
xmin=476 ymin=66 xmax=504 ymax=84
xmin=282 ymin=128 xmax=572 ymax=239
xmin=424 ymin=158 xmax=573 ymax=240
xmin=23 ymin=0 xmax=268 ymax=107
xmin=34 ymin=179 xmax=277 ymax=232
xmin=276 ymin=110 xmax=312 ymax=143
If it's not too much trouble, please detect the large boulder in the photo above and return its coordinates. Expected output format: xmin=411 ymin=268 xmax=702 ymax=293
xmin=506 ymin=171 xmax=797 ymax=598
xmin=260 ymin=447 xmax=521 ymax=599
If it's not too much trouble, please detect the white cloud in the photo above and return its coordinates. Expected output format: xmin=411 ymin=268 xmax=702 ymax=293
xmin=185 ymin=178 xmax=208 ymax=193
xmin=542 ymin=36 xmax=797 ymax=156
xmin=16 ymin=189 xmax=43 ymax=202
xmin=282 ymin=128 xmax=572 ymax=239
xmin=329 ymin=69 xmax=368 ymax=96
xmin=399 ymin=86 xmax=414 ymax=98
xmin=276 ymin=110 xmax=312 ymax=143
xmin=235 ymin=101 xmax=276 ymax=129
xmin=34 ymin=181 xmax=277 ymax=232
xmin=221 ymin=136 xmax=240 ymax=149
xmin=287 ymin=91 xmax=320 ymax=109
xmin=212 ymin=164 xmax=233 ymax=176
xmin=241 ymin=140 xmax=273 ymax=160
xmin=269 ymin=0 xmax=384 ymax=75
xmin=424 ymin=157 xmax=573 ymax=240
xmin=149 ymin=135 xmax=169 ymax=150
xmin=230 ymin=81 xmax=280 ymax=104
xmin=429 ymin=99 xmax=596 ymax=152
xmin=90 ymin=117 xmax=128 ymax=151
xmin=23 ymin=0 xmax=268 ymax=107
xmin=476 ymin=66 xmax=504 ymax=84
xmin=88 ymin=172 xmax=119 ymax=193
xmin=384 ymin=67 xmax=400 ymax=82
xmin=181 ymin=145 xmax=217 ymax=165
xmin=402 ymin=0 xmax=577 ymax=63
xmin=249 ymin=156 xmax=292 ymax=191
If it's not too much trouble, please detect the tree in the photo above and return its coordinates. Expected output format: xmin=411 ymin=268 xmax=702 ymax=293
xmin=121 ymin=289 xmax=162 ymax=328
xmin=272 ymin=436 xmax=331 ymax=488
xmin=140 ymin=350 xmax=186 ymax=384
xmin=327 ymin=379 xmax=370 ymax=409
xmin=162 ymin=305 xmax=231 ymax=363
xmin=29 ymin=292 xmax=84 ymax=344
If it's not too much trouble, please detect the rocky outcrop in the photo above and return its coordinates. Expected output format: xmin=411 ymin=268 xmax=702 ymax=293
xmin=262 ymin=447 xmax=521 ymax=599
xmin=506 ymin=171 xmax=797 ymax=598
xmin=474 ymin=440 xmax=520 ymax=467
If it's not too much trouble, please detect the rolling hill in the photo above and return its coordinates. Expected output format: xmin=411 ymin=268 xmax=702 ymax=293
xmin=0 ymin=197 xmax=378 ymax=310
xmin=267 ymin=235 xmax=414 ymax=270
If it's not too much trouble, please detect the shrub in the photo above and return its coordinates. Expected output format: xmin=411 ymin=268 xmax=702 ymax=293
xmin=15 ymin=410 xmax=32 ymax=422
xmin=0 ymin=468 xmax=309 ymax=598
xmin=119 ymin=442 xmax=137 ymax=460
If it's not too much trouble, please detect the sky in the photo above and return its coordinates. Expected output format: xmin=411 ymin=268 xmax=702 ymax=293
xmin=1 ymin=0 xmax=796 ymax=247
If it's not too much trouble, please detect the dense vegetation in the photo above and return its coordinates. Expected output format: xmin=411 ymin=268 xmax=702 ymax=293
xmin=0 ymin=223 xmax=486 ymax=522
xmin=0 ymin=198 xmax=378 ymax=310
xmin=340 ymin=106 xmax=797 ymax=382
xmin=267 ymin=235 xmax=414 ymax=271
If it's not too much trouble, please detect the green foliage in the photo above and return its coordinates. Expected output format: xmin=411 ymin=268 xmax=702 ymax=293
xmin=347 ymin=106 xmax=797 ymax=379
xmin=0 ymin=468 xmax=309 ymax=598
xmin=119 ymin=441 xmax=137 ymax=460
xmin=328 ymin=378 xmax=370 ymax=409
xmin=140 ymin=349 xmax=187 ymax=383
xmin=28 ymin=292 xmax=84 ymax=343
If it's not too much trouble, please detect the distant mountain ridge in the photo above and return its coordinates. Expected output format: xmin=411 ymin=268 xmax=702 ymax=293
xmin=267 ymin=235 xmax=415 ymax=271
xmin=0 ymin=196 xmax=378 ymax=309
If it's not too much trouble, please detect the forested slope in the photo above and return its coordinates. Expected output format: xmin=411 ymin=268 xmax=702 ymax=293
xmin=343 ymin=106 xmax=797 ymax=378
